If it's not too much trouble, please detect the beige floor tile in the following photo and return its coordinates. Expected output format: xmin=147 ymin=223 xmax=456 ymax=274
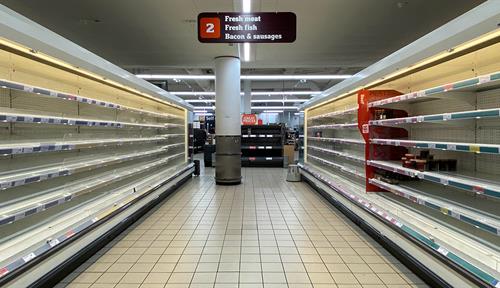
xmin=347 ymin=264 xmax=372 ymax=273
xmin=285 ymin=272 xmax=311 ymax=284
xmin=61 ymin=169 xmax=424 ymax=288
xmin=143 ymin=272 xmax=171 ymax=284
xmin=262 ymin=272 xmax=287 ymax=283
xmin=73 ymin=273 xmax=102 ymax=284
xmin=167 ymin=272 xmax=193 ymax=283
xmin=353 ymin=273 xmax=382 ymax=285
xmin=308 ymin=273 xmax=334 ymax=284
xmin=330 ymin=273 xmax=359 ymax=284
xmin=216 ymin=272 xmax=239 ymax=283
xmin=119 ymin=272 xmax=148 ymax=284
xmin=95 ymin=273 xmax=126 ymax=284
xmin=304 ymin=263 xmax=328 ymax=273
xmin=377 ymin=273 xmax=407 ymax=285
xmin=192 ymin=272 xmax=217 ymax=283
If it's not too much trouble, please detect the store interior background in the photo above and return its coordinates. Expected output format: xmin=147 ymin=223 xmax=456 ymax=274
xmin=0 ymin=0 xmax=484 ymax=132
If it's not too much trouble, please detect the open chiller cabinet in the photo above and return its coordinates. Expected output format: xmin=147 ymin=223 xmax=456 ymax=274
xmin=302 ymin=23 xmax=500 ymax=287
xmin=0 ymin=35 xmax=192 ymax=284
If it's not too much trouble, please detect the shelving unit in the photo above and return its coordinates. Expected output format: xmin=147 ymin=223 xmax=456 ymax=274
xmin=301 ymin=18 xmax=500 ymax=287
xmin=241 ymin=124 xmax=285 ymax=167
xmin=0 ymin=26 xmax=191 ymax=285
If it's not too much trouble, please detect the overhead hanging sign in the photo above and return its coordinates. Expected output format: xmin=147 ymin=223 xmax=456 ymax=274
xmin=198 ymin=12 xmax=296 ymax=43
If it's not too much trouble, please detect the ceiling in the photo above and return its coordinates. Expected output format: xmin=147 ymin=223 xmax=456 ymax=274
xmin=0 ymin=0 xmax=485 ymax=110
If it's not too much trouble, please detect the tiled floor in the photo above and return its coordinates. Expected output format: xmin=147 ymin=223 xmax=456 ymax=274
xmin=59 ymin=166 xmax=427 ymax=288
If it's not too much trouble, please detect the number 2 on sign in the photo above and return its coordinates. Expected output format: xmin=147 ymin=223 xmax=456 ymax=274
xmin=206 ymin=23 xmax=215 ymax=33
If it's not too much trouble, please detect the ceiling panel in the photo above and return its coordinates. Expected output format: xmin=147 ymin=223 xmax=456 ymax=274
xmin=0 ymin=0 xmax=484 ymax=71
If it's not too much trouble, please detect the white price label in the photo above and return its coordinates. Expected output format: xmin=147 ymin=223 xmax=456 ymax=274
xmin=417 ymin=91 xmax=426 ymax=97
xmin=48 ymin=238 xmax=60 ymax=247
xmin=443 ymin=113 xmax=452 ymax=120
xmin=49 ymin=91 xmax=57 ymax=97
xmin=440 ymin=178 xmax=449 ymax=185
xmin=11 ymin=148 xmax=22 ymax=155
xmin=417 ymin=116 xmax=424 ymax=122
xmin=22 ymin=147 xmax=33 ymax=153
xmin=23 ymin=86 xmax=34 ymax=93
xmin=428 ymin=143 xmax=436 ymax=149
xmin=22 ymin=252 xmax=36 ymax=262
xmin=447 ymin=144 xmax=456 ymax=151
xmin=437 ymin=247 xmax=449 ymax=256
xmin=478 ymin=75 xmax=490 ymax=84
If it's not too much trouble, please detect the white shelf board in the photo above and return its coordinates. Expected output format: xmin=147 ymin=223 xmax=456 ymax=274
xmin=309 ymin=136 xmax=365 ymax=145
xmin=369 ymin=178 xmax=500 ymax=236
xmin=0 ymin=145 xmax=182 ymax=190
xmin=371 ymin=138 xmax=500 ymax=155
xmin=307 ymin=145 xmax=365 ymax=163
xmin=0 ymin=136 xmax=182 ymax=156
xmin=367 ymin=160 xmax=500 ymax=200
xmin=0 ymin=153 xmax=184 ymax=226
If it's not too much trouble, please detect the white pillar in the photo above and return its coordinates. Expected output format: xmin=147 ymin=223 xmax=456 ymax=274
xmin=215 ymin=56 xmax=241 ymax=185
xmin=241 ymin=80 xmax=251 ymax=114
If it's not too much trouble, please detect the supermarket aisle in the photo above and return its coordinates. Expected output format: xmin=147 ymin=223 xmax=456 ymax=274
xmin=59 ymin=168 xmax=427 ymax=288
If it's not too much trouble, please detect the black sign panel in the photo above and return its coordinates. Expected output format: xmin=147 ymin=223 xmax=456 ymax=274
xmin=198 ymin=12 xmax=296 ymax=43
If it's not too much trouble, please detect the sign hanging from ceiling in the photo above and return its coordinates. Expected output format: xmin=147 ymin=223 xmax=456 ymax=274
xmin=198 ymin=12 xmax=296 ymax=43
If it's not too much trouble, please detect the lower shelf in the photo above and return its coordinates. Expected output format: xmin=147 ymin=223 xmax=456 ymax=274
xmin=299 ymin=163 xmax=500 ymax=287
xmin=0 ymin=163 xmax=194 ymax=284
xmin=241 ymin=156 xmax=283 ymax=167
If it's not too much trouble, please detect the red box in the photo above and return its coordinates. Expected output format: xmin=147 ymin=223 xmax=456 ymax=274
xmin=199 ymin=17 xmax=221 ymax=39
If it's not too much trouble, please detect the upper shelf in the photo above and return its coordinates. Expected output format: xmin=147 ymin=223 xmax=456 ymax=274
xmin=308 ymin=107 xmax=358 ymax=121
xmin=0 ymin=79 xmax=184 ymax=119
xmin=367 ymin=160 xmax=500 ymax=200
xmin=368 ymin=71 xmax=500 ymax=108
xmin=0 ymin=145 xmax=182 ymax=190
xmin=307 ymin=145 xmax=365 ymax=163
xmin=371 ymin=138 xmax=500 ymax=155
xmin=369 ymin=178 xmax=500 ymax=236
xmin=370 ymin=108 xmax=500 ymax=126
xmin=0 ymin=111 xmax=183 ymax=129
xmin=0 ymin=152 xmax=185 ymax=226
xmin=309 ymin=136 xmax=364 ymax=145
xmin=308 ymin=154 xmax=365 ymax=179
xmin=242 ymin=134 xmax=281 ymax=138
xmin=0 ymin=136 xmax=183 ymax=156
xmin=308 ymin=123 xmax=358 ymax=130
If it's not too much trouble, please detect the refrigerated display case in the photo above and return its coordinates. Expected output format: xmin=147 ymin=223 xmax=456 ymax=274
xmin=301 ymin=6 xmax=500 ymax=287
xmin=0 ymin=11 xmax=193 ymax=286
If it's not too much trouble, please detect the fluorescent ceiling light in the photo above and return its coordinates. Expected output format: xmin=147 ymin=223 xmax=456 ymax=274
xmin=193 ymin=106 xmax=215 ymax=110
xmin=243 ymin=75 xmax=351 ymax=80
xmin=195 ymin=113 xmax=213 ymax=116
xmin=136 ymin=74 xmax=351 ymax=81
xmin=251 ymin=99 xmax=307 ymax=103
xmin=263 ymin=110 xmax=283 ymax=113
xmin=251 ymin=91 xmax=320 ymax=96
xmin=242 ymin=0 xmax=251 ymax=12
xmin=174 ymin=91 xmax=217 ymax=96
xmin=186 ymin=99 xmax=306 ymax=103
xmin=243 ymin=42 xmax=251 ymax=62
xmin=173 ymin=91 xmax=320 ymax=96
xmin=137 ymin=74 xmax=215 ymax=80
xmin=251 ymin=106 xmax=299 ymax=110
xmin=186 ymin=99 xmax=216 ymax=103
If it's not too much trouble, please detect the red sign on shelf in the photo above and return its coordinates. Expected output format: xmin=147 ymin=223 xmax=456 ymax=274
xmin=241 ymin=114 xmax=258 ymax=125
